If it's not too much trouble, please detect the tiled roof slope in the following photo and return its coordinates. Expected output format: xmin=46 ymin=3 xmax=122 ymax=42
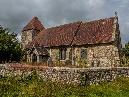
xmin=73 ymin=17 xmax=117 ymax=45
xmin=26 ymin=17 xmax=118 ymax=48
xmin=22 ymin=17 xmax=45 ymax=32
xmin=26 ymin=22 xmax=81 ymax=48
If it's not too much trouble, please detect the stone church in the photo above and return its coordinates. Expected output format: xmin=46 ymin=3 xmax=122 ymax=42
xmin=21 ymin=15 xmax=122 ymax=67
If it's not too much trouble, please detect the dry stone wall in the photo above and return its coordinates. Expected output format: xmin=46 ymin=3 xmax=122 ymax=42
xmin=0 ymin=64 xmax=128 ymax=85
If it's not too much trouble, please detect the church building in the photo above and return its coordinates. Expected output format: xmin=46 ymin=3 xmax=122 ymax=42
xmin=21 ymin=15 xmax=122 ymax=67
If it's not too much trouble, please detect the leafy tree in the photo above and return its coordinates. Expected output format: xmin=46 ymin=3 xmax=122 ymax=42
xmin=122 ymin=42 xmax=129 ymax=65
xmin=123 ymin=42 xmax=129 ymax=57
xmin=0 ymin=25 xmax=23 ymax=63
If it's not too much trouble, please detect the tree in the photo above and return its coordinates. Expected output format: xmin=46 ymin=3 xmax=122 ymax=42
xmin=0 ymin=25 xmax=23 ymax=63
xmin=122 ymin=42 xmax=129 ymax=65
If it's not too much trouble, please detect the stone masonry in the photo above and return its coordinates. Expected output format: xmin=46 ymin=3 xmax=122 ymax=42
xmin=0 ymin=64 xmax=129 ymax=85
xmin=49 ymin=44 xmax=120 ymax=67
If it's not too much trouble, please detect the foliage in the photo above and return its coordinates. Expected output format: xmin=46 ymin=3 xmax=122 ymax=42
xmin=122 ymin=42 xmax=129 ymax=58
xmin=80 ymin=73 xmax=90 ymax=85
xmin=77 ymin=58 xmax=88 ymax=68
xmin=65 ymin=59 xmax=72 ymax=66
xmin=1 ymin=71 xmax=129 ymax=97
xmin=122 ymin=42 xmax=129 ymax=66
xmin=0 ymin=25 xmax=24 ymax=63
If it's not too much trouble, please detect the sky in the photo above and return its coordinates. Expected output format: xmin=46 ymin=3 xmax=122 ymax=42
xmin=0 ymin=0 xmax=129 ymax=46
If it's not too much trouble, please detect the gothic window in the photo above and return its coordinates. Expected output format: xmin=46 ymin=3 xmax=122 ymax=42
xmin=59 ymin=48 xmax=67 ymax=60
xmin=80 ymin=48 xmax=87 ymax=59
xmin=32 ymin=54 xmax=37 ymax=62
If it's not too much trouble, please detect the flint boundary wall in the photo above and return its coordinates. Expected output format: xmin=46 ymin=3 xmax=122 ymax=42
xmin=0 ymin=64 xmax=129 ymax=84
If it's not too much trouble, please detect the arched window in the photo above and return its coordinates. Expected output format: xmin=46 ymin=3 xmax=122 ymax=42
xmin=59 ymin=48 xmax=67 ymax=60
xmin=80 ymin=48 xmax=87 ymax=59
xmin=32 ymin=54 xmax=37 ymax=62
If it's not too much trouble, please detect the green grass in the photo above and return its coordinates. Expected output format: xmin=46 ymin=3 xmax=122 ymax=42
xmin=0 ymin=71 xmax=129 ymax=97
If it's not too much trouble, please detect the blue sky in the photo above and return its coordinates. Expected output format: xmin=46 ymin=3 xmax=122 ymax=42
xmin=0 ymin=0 xmax=129 ymax=45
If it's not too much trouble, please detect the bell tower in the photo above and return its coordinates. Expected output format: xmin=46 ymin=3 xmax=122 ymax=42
xmin=21 ymin=17 xmax=45 ymax=48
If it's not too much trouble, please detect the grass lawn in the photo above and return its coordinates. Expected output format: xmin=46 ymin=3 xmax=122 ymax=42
xmin=0 ymin=71 xmax=129 ymax=97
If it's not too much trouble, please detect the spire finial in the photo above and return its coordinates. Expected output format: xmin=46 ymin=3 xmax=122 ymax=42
xmin=115 ymin=11 xmax=118 ymax=17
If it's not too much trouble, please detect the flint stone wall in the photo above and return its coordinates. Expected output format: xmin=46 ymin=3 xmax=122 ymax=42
xmin=0 ymin=64 xmax=128 ymax=84
xmin=21 ymin=30 xmax=33 ymax=48
xmin=49 ymin=44 xmax=120 ymax=67
xmin=87 ymin=44 xmax=120 ymax=67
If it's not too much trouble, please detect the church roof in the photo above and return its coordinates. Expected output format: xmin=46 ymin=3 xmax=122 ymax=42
xmin=73 ymin=17 xmax=117 ymax=45
xmin=22 ymin=17 xmax=45 ymax=32
xmin=26 ymin=16 xmax=118 ymax=48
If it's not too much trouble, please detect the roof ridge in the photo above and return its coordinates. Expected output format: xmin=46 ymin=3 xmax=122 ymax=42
xmin=46 ymin=21 xmax=81 ymax=30
xmin=82 ymin=16 xmax=116 ymax=24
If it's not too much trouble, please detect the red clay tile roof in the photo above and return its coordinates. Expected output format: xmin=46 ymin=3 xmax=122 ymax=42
xmin=26 ymin=21 xmax=81 ymax=48
xmin=22 ymin=17 xmax=45 ymax=32
xmin=73 ymin=17 xmax=116 ymax=45
xmin=26 ymin=16 xmax=118 ymax=48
